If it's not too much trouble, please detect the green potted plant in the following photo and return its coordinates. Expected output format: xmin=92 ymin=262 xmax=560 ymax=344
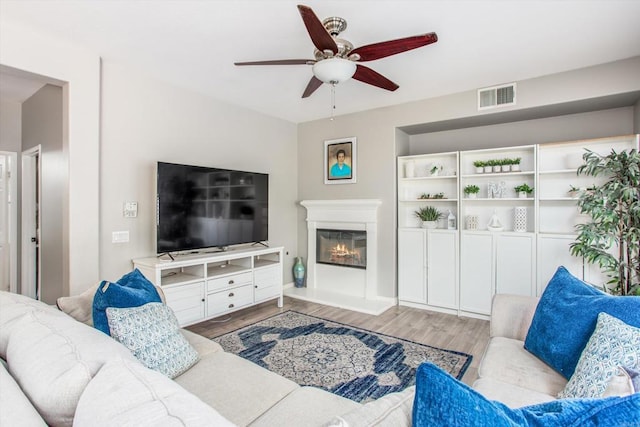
xmin=570 ymin=148 xmax=640 ymax=295
xmin=489 ymin=159 xmax=501 ymax=173
xmin=483 ymin=161 xmax=493 ymax=173
xmin=514 ymin=183 xmax=534 ymax=198
xmin=511 ymin=157 xmax=522 ymax=172
xmin=473 ymin=160 xmax=485 ymax=174
xmin=500 ymin=158 xmax=511 ymax=173
xmin=464 ymin=184 xmax=480 ymax=199
xmin=414 ymin=206 xmax=443 ymax=229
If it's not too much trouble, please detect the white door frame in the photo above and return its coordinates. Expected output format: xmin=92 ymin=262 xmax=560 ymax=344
xmin=21 ymin=146 xmax=41 ymax=299
xmin=0 ymin=152 xmax=18 ymax=294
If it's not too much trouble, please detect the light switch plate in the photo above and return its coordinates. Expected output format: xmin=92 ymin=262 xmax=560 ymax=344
xmin=124 ymin=201 xmax=138 ymax=218
xmin=112 ymin=231 xmax=129 ymax=243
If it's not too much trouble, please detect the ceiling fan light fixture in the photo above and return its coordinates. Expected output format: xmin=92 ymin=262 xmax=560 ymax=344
xmin=312 ymin=58 xmax=356 ymax=84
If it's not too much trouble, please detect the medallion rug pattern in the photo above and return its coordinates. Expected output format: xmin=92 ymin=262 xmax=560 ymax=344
xmin=212 ymin=311 xmax=472 ymax=402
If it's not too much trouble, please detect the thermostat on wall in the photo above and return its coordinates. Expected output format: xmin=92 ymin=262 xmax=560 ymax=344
xmin=124 ymin=201 xmax=138 ymax=218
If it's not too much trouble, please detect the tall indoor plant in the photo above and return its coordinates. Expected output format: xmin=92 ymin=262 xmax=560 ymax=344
xmin=569 ymin=148 xmax=640 ymax=295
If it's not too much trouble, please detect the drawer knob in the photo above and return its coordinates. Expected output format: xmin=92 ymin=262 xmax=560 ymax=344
xmin=228 ymin=303 xmax=234 ymax=308
xmin=228 ymin=279 xmax=235 ymax=285
xmin=255 ymin=285 xmax=258 ymax=288
xmin=201 ymin=298 xmax=205 ymax=302
xmin=228 ymin=292 xmax=235 ymax=297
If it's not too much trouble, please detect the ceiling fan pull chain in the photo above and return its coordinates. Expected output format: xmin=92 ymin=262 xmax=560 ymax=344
xmin=330 ymin=83 xmax=336 ymax=121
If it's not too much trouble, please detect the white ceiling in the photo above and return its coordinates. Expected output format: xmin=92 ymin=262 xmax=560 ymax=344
xmin=2 ymin=0 xmax=640 ymax=123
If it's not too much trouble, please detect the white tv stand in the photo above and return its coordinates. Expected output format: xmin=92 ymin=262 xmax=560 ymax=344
xmin=133 ymin=246 xmax=284 ymax=326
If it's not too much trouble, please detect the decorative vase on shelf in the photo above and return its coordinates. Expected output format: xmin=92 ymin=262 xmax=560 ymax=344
xmin=422 ymin=221 xmax=438 ymax=229
xmin=514 ymin=207 xmax=527 ymax=232
xmin=405 ymin=161 xmax=415 ymax=178
xmin=293 ymin=257 xmax=306 ymax=288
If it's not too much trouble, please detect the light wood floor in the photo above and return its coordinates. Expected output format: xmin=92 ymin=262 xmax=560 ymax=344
xmin=187 ymin=297 xmax=490 ymax=386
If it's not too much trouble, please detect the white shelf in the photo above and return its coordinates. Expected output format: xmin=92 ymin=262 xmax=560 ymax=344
xmin=461 ymin=171 xmax=534 ymax=178
xmin=400 ymin=199 xmax=458 ymax=203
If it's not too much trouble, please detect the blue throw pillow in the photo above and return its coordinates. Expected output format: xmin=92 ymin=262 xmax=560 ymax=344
xmin=523 ymin=266 xmax=640 ymax=379
xmin=92 ymin=269 xmax=162 ymax=335
xmin=412 ymin=362 xmax=640 ymax=427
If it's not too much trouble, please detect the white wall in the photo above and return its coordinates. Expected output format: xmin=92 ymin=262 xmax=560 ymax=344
xmin=298 ymin=57 xmax=640 ymax=299
xmin=99 ymin=61 xmax=298 ymax=280
xmin=0 ymin=20 xmax=100 ymax=295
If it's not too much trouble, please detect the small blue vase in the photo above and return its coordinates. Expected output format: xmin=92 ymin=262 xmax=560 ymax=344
xmin=293 ymin=257 xmax=306 ymax=288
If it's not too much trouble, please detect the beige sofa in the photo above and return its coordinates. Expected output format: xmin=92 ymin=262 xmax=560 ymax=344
xmin=472 ymin=294 xmax=634 ymax=408
xmin=0 ymin=290 xmax=414 ymax=427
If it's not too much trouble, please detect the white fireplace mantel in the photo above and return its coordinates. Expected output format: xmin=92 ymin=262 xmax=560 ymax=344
xmin=285 ymin=199 xmax=395 ymax=315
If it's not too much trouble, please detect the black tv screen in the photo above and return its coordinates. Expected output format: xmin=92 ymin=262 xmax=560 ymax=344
xmin=156 ymin=162 xmax=268 ymax=253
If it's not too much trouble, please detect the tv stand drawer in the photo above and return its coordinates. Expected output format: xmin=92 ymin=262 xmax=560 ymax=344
xmin=207 ymin=271 xmax=252 ymax=292
xmin=207 ymin=284 xmax=253 ymax=317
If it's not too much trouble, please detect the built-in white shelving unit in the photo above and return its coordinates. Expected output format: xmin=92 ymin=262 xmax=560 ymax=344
xmin=397 ymin=134 xmax=639 ymax=319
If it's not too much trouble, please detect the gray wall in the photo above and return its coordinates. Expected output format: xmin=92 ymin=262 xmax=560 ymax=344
xmin=99 ymin=61 xmax=299 ymax=282
xmin=410 ymin=107 xmax=635 ymax=154
xmin=298 ymin=57 xmax=640 ymax=300
xmin=22 ymin=84 xmax=65 ymax=303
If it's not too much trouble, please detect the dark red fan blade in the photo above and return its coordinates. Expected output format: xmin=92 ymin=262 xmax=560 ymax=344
xmin=353 ymin=65 xmax=399 ymax=91
xmin=351 ymin=32 xmax=438 ymax=62
xmin=297 ymin=5 xmax=338 ymax=54
xmin=302 ymin=76 xmax=323 ymax=98
xmin=234 ymin=59 xmax=313 ymax=66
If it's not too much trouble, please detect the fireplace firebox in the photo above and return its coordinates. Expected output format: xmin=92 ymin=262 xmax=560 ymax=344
xmin=316 ymin=229 xmax=366 ymax=269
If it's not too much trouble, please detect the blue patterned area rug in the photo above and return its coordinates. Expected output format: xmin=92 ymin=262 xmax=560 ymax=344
xmin=212 ymin=310 xmax=472 ymax=402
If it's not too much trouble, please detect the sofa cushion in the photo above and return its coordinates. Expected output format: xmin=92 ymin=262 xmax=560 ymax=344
xmin=252 ymin=386 xmax=361 ymax=427
xmin=175 ymin=351 xmax=299 ymax=426
xmin=56 ymin=283 xmax=99 ymax=326
xmin=477 ymin=336 xmax=566 ymax=397
xmin=322 ymin=386 xmax=414 ymax=427
xmin=0 ymin=290 xmax=65 ymax=358
xmin=472 ymin=377 xmax=557 ymax=408
xmin=0 ymin=359 xmax=47 ymax=426
xmin=106 ymin=302 xmax=199 ymax=378
xmin=93 ymin=268 xmax=162 ymax=335
xmin=603 ymin=366 xmax=636 ymax=397
xmin=413 ymin=362 xmax=640 ymax=427
xmin=559 ymin=312 xmax=640 ymax=398
xmin=180 ymin=329 xmax=224 ymax=357
xmin=74 ymin=357 xmax=235 ymax=427
xmin=6 ymin=309 xmax=136 ymax=427
xmin=623 ymin=366 xmax=640 ymax=392
xmin=524 ymin=266 xmax=640 ymax=379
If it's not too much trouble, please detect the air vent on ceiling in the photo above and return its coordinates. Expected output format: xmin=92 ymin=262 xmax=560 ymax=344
xmin=478 ymin=83 xmax=516 ymax=110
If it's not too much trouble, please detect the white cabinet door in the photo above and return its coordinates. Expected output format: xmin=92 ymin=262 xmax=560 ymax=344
xmin=427 ymin=230 xmax=458 ymax=309
xmin=460 ymin=233 xmax=493 ymax=315
xmin=163 ymin=282 xmax=205 ymax=326
xmin=496 ymin=233 xmax=535 ymax=296
xmin=537 ymin=234 xmax=583 ymax=295
xmin=398 ymin=228 xmax=426 ymax=304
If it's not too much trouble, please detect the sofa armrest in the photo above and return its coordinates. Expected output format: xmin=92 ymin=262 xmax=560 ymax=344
xmin=490 ymin=294 xmax=539 ymax=341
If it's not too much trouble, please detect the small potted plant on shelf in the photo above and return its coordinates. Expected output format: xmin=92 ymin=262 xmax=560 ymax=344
xmin=430 ymin=164 xmax=443 ymax=176
xmin=483 ymin=161 xmax=493 ymax=173
xmin=514 ymin=183 xmax=534 ymax=198
xmin=414 ymin=206 xmax=443 ymax=229
xmin=464 ymin=184 xmax=480 ymax=199
xmin=491 ymin=159 xmax=501 ymax=173
xmin=511 ymin=157 xmax=522 ymax=172
xmin=473 ymin=160 xmax=485 ymax=174
xmin=500 ymin=158 xmax=511 ymax=173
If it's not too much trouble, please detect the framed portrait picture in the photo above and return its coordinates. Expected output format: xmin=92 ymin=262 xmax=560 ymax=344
xmin=324 ymin=137 xmax=356 ymax=184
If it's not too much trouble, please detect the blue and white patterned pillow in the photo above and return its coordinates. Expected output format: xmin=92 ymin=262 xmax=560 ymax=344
xmin=106 ymin=302 xmax=199 ymax=378
xmin=559 ymin=312 xmax=640 ymax=399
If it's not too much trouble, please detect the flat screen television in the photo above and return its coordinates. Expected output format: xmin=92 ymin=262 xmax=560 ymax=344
xmin=156 ymin=162 xmax=268 ymax=254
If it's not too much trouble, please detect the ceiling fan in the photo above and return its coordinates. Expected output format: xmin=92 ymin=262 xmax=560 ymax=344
xmin=234 ymin=4 xmax=438 ymax=98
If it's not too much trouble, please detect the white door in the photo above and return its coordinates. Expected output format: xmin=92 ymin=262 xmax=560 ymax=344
xmin=0 ymin=153 xmax=18 ymax=293
xmin=397 ymin=228 xmax=426 ymax=304
xmin=496 ymin=233 xmax=536 ymax=296
xmin=21 ymin=146 xmax=41 ymax=300
xmin=427 ymin=230 xmax=458 ymax=309
xmin=537 ymin=234 xmax=584 ymax=295
xmin=460 ymin=232 xmax=494 ymax=315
